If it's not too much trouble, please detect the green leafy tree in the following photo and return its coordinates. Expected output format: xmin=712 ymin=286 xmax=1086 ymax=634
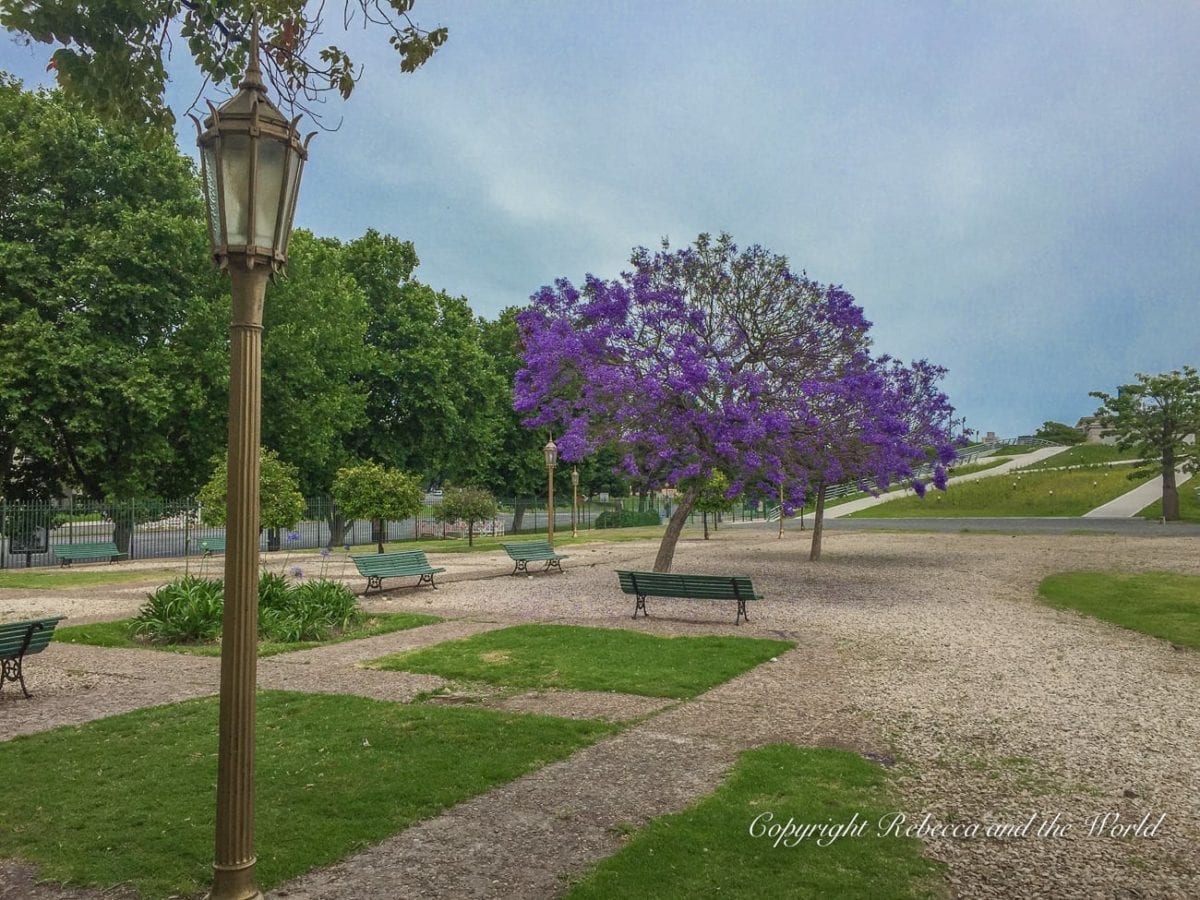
xmin=0 ymin=77 xmax=227 ymax=504
xmin=1 ymin=1 xmax=447 ymax=127
xmin=198 ymin=447 xmax=306 ymax=531
xmin=435 ymin=486 xmax=498 ymax=546
xmin=331 ymin=461 xmax=422 ymax=553
xmin=342 ymin=230 xmax=503 ymax=484
xmin=262 ymin=230 xmax=371 ymax=496
xmin=693 ymin=471 xmax=734 ymax=540
xmin=1034 ymin=421 xmax=1085 ymax=445
xmin=1090 ymin=368 xmax=1200 ymax=521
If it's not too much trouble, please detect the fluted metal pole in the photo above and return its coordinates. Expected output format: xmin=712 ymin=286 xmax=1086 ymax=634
xmin=547 ymin=466 xmax=555 ymax=546
xmin=211 ymin=265 xmax=268 ymax=900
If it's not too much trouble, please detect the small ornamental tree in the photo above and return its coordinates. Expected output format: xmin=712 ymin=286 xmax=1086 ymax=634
xmin=693 ymin=471 xmax=734 ymax=539
xmin=198 ymin=448 xmax=306 ymax=532
xmin=516 ymin=233 xmax=870 ymax=572
xmin=1090 ymin=368 xmax=1200 ymax=521
xmin=436 ymin=486 xmax=498 ymax=546
xmin=1034 ymin=421 xmax=1085 ymax=445
xmin=331 ymin=462 xmax=423 ymax=552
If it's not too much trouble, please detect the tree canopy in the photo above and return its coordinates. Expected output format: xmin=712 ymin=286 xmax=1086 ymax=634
xmin=331 ymin=461 xmax=422 ymax=552
xmin=198 ymin=447 xmax=306 ymax=530
xmin=0 ymin=1 xmax=447 ymax=127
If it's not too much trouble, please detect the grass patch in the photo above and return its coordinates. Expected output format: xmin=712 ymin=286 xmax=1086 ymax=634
xmin=990 ymin=444 xmax=1037 ymax=456
xmin=0 ymin=568 xmax=178 ymax=590
xmin=945 ymin=459 xmax=1006 ymax=477
xmin=1022 ymin=444 xmax=1133 ymax=469
xmin=566 ymin=744 xmax=943 ymax=899
xmin=1137 ymin=480 xmax=1200 ymax=524
xmin=850 ymin=465 xmax=1151 ymax=518
xmin=54 ymin=612 xmax=440 ymax=657
xmin=1039 ymin=571 xmax=1200 ymax=649
xmin=0 ymin=692 xmax=614 ymax=897
xmin=370 ymin=624 xmax=793 ymax=699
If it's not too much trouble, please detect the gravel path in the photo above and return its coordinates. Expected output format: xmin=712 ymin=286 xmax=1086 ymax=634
xmin=3 ymin=530 xmax=1200 ymax=899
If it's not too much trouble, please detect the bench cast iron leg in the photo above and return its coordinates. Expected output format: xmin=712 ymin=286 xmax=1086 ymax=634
xmin=545 ymin=559 xmax=564 ymax=574
xmin=511 ymin=560 xmax=528 ymax=576
xmin=418 ymin=572 xmax=437 ymax=590
xmin=367 ymin=575 xmax=383 ymax=593
xmin=632 ymin=594 xmax=648 ymax=619
xmin=2 ymin=656 xmax=30 ymax=698
xmin=736 ymin=598 xmax=748 ymax=626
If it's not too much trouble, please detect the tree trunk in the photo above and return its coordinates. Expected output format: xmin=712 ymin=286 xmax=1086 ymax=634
xmin=652 ymin=483 xmax=700 ymax=572
xmin=111 ymin=518 xmax=134 ymax=558
xmin=511 ymin=500 xmax=528 ymax=533
xmin=326 ymin=510 xmax=347 ymax=549
xmin=374 ymin=517 xmax=386 ymax=553
xmin=1162 ymin=449 xmax=1180 ymax=521
xmin=266 ymin=526 xmax=280 ymax=552
xmin=809 ymin=483 xmax=828 ymax=561
xmin=468 ymin=521 xmax=474 ymax=547
xmin=702 ymin=511 xmax=709 ymax=539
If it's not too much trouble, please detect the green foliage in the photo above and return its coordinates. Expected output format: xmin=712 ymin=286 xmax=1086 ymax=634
xmin=131 ymin=575 xmax=225 ymax=644
xmin=0 ymin=2 xmax=448 ymax=128
xmin=342 ymin=231 xmax=505 ymax=484
xmin=259 ymin=577 xmax=361 ymax=643
xmin=1034 ymin=420 xmax=1086 ymax=445
xmin=371 ymin=624 xmax=794 ymax=699
xmin=262 ymin=231 xmax=372 ymax=495
xmin=1039 ymin=571 xmax=1200 ymax=650
xmin=1090 ymin=368 xmax=1200 ymax=520
xmin=990 ymin=444 xmax=1036 ymax=456
xmin=435 ymin=486 xmax=498 ymax=545
xmin=849 ymin=465 xmax=1153 ymax=518
xmin=0 ymin=78 xmax=226 ymax=502
xmin=595 ymin=508 xmax=661 ymax=528
xmin=197 ymin=447 xmax=306 ymax=530
xmin=1023 ymin=444 xmax=1131 ymax=470
xmin=693 ymin=471 xmax=735 ymax=514
xmin=331 ymin=461 xmax=423 ymax=523
xmin=0 ymin=693 xmax=611 ymax=897
xmin=568 ymin=745 xmax=942 ymax=900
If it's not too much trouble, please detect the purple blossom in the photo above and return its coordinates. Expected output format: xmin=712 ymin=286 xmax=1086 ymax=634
xmin=320 ymin=547 xmax=331 ymax=557
xmin=289 ymin=566 xmax=303 ymax=578
xmin=912 ymin=480 xmax=927 ymax=499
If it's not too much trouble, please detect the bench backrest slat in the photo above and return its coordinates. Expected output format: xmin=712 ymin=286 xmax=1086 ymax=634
xmin=616 ymin=571 xmax=760 ymax=600
xmin=352 ymin=551 xmax=434 ymax=572
xmin=0 ymin=617 xmax=66 ymax=659
xmin=500 ymin=540 xmax=562 ymax=560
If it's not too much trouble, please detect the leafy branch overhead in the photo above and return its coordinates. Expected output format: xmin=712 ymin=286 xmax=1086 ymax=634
xmin=0 ymin=0 xmax=448 ymax=127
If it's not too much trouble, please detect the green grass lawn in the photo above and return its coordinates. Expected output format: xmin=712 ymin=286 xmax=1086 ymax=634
xmin=1022 ymin=444 xmax=1133 ymax=469
xmin=0 ymin=568 xmax=179 ymax=590
xmin=849 ymin=465 xmax=1151 ymax=518
xmin=1137 ymin=480 xmax=1200 ymax=524
xmin=945 ymin=458 xmax=1006 ymax=477
xmin=1039 ymin=571 xmax=1200 ymax=649
xmin=990 ymin=444 xmax=1037 ymax=456
xmin=54 ymin=612 xmax=440 ymax=657
xmin=370 ymin=624 xmax=793 ymax=699
xmin=0 ymin=692 xmax=614 ymax=897
xmin=566 ymin=744 xmax=943 ymax=899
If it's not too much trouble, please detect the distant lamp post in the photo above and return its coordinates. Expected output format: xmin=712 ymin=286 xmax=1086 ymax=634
xmin=571 ymin=465 xmax=580 ymax=538
xmin=544 ymin=437 xmax=558 ymax=545
xmin=193 ymin=27 xmax=312 ymax=900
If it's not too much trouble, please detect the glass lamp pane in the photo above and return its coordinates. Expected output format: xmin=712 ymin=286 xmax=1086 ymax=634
xmin=201 ymin=146 xmax=221 ymax=247
xmin=277 ymin=149 xmax=302 ymax=255
xmin=220 ymin=134 xmax=251 ymax=246
xmin=253 ymin=139 xmax=286 ymax=250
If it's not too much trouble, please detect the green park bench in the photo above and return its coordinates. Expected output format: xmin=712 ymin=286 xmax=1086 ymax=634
xmin=500 ymin=540 xmax=569 ymax=576
xmin=615 ymin=570 xmax=763 ymax=626
xmin=199 ymin=538 xmax=226 ymax=558
xmin=51 ymin=542 xmax=126 ymax=566
xmin=351 ymin=550 xmax=446 ymax=593
xmin=1 ymin=616 xmax=66 ymax=698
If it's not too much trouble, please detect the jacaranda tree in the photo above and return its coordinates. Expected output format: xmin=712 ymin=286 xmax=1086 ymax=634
xmin=515 ymin=233 xmax=872 ymax=572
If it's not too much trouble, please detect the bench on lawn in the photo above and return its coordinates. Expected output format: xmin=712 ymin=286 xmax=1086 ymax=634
xmin=198 ymin=538 xmax=226 ymax=558
xmin=51 ymin=542 xmax=126 ymax=566
xmin=351 ymin=550 xmax=445 ymax=593
xmin=500 ymin=540 xmax=568 ymax=576
xmin=1 ymin=616 xmax=66 ymax=698
xmin=616 ymin=570 xmax=763 ymax=625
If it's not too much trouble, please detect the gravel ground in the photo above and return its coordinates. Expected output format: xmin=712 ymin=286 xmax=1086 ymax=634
xmin=3 ymin=530 xmax=1199 ymax=899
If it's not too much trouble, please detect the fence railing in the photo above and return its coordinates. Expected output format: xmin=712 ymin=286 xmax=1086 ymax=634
xmin=0 ymin=494 xmax=770 ymax=569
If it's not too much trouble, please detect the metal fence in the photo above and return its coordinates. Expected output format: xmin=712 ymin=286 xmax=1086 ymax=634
xmin=0 ymin=494 xmax=769 ymax=569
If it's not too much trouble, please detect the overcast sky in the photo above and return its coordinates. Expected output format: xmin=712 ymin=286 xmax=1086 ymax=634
xmin=4 ymin=2 xmax=1198 ymax=438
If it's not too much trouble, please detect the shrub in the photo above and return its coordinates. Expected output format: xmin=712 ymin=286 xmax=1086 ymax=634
xmin=595 ymin=509 xmax=661 ymax=528
xmin=132 ymin=574 xmax=361 ymax=645
xmin=132 ymin=576 xmax=224 ymax=644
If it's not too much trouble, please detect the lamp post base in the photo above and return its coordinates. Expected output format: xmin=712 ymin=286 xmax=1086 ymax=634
xmin=210 ymin=858 xmax=263 ymax=900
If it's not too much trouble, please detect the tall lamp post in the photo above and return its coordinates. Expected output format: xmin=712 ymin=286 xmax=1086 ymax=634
xmin=544 ymin=437 xmax=558 ymax=546
xmin=193 ymin=28 xmax=311 ymax=900
xmin=571 ymin=465 xmax=579 ymax=538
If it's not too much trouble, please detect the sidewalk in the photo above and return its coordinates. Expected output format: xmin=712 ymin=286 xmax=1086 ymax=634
xmin=1082 ymin=467 xmax=1194 ymax=518
xmin=823 ymin=444 xmax=1071 ymax=519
